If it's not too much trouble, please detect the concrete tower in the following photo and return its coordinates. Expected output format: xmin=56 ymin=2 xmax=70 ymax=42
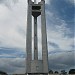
xmin=26 ymin=0 xmax=48 ymax=75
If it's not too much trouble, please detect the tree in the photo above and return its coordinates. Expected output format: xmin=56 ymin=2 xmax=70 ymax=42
xmin=49 ymin=70 xmax=53 ymax=74
xmin=0 ymin=71 xmax=8 ymax=75
xmin=61 ymin=70 xmax=67 ymax=74
xmin=69 ymin=69 xmax=75 ymax=74
xmin=54 ymin=71 xmax=59 ymax=74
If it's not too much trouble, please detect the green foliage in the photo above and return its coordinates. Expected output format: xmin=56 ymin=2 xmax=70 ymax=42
xmin=49 ymin=70 xmax=53 ymax=74
xmin=0 ymin=71 xmax=8 ymax=75
xmin=54 ymin=71 xmax=59 ymax=74
xmin=69 ymin=69 xmax=75 ymax=74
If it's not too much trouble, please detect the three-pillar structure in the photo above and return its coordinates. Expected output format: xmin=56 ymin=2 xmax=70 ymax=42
xmin=26 ymin=0 xmax=48 ymax=75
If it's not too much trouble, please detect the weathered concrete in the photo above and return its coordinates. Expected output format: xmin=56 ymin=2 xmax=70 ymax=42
xmin=26 ymin=0 xmax=48 ymax=74
xmin=41 ymin=0 xmax=48 ymax=73
xmin=26 ymin=0 xmax=32 ymax=73
xmin=13 ymin=74 xmax=75 ymax=75
xmin=48 ymin=74 xmax=75 ymax=75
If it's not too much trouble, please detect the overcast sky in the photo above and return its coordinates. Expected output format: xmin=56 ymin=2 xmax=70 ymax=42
xmin=0 ymin=0 xmax=75 ymax=74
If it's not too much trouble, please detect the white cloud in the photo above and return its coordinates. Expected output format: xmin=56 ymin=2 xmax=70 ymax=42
xmin=0 ymin=51 xmax=74 ymax=74
xmin=0 ymin=0 xmax=74 ymax=53
xmin=0 ymin=0 xmax=50 ymax=49
xmin=0 ymin=0 xmax=74 ymax=73
xmin=0 ymin=0 xmax=27 ymax=49
xmin=46 ymin=11 xmax=74 ymax=52
xmin=48 ymin=29 xmax=74 ymax=51
xmin=0 ymin=0 xmax=50 ymax=50
xmin=48 ymin=51 xmax=75 ymax=71
xmin=66 ymin=0 xmax=75 ymax=5
xmin=0 ymin=4 xmax=11 ymax=20
xmin=0 ymin=58 xmax=25 ymax=74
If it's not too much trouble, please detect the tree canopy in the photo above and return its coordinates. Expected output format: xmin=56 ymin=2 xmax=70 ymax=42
xmin=49 ymin=70 xmax=53 ymax=74
xmin=69 ymin=69 xmax=75 ymax=74
xmin=0 ymin=71 xmax=8 ymax=75
xmin=54 ymin=71 xmax=59 ymax=74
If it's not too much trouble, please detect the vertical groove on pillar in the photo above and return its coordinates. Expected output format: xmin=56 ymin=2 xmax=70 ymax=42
xmin=34 ymin=17 xmax=38 ymax=60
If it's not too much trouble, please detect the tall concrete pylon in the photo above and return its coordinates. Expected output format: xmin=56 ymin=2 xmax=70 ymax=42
xmin=34 ymin=0 xmax=36 ymax=4
xmin=26 ymin=0 xmax=48 ymax=75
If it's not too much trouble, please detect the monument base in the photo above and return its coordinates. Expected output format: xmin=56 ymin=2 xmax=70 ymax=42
xmin=28 ymin=73 xmax=48 ymax=75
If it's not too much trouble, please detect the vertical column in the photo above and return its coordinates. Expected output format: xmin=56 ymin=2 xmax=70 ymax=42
xmin=41 ymin=0 xmax=48 ymax=73
xmin=26 ymin=0 xmax=32 ymax=73
xmin=34 ymin=17 xmax=38 ymax=60
xmin=34 ymin=0 xmax=37 ymax=4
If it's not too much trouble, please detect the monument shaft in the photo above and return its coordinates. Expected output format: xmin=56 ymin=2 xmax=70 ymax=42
xmin=26 ymin=0 xmax=32 ymax=72
xmin=26 ymin=0 xmax=48 ymax=74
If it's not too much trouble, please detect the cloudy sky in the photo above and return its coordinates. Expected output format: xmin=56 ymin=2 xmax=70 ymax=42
xmin=0 ymin=0 xmax=75 ymax=74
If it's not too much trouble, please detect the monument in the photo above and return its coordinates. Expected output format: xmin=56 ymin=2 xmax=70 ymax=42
xmin=26 ymin=0 xmax=48 ymax=75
